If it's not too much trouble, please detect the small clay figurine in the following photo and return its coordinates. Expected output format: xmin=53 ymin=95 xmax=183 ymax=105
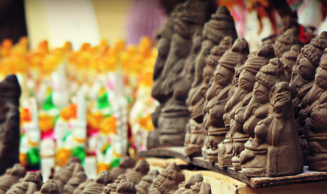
xmin=290 ymin=31 xmax=327 ymax=163
xmin=54 ymin=162 xmax=84 ymax=191
xmin=273 ymin=29 xmax=301 ymax=58
xmin=149 ymin=162 xmax=185 ymax=194
xmin=185 ymin=36 xmax=233 ymax=157
xmin=218 ymin=42 xmax=275 ymax=169
xmin=73 ymin=179 xmax=94 ymax=194
xmin=82 ymin=171 xmax=113 ymax=194
xmin=116 ymin=180 xmax=137 ymax=194
xmin=175 ymin=174 xmax=203 ymax=194
xmin=300 ymin=52 xmax=327 ymax=171
xmin=187 ymin=182 xmax=211 ymax=194
xmin=135 ymin=170 xmax=159 ymax=194
xmin=6 ymin=182 xmax=37 ymax=194
xmin=0 ymin=75 xmax=21 ymax=176
xmin=22 ymin=172 xmax=43 ymax=190
xmin=280 ymin=45 xmax=301 ymax=83
xmin=240 ymin=58 xmax=303 ymax=177
xmin=148 ymin=0 xmax=214 ymax=148
xmin=0 ymin=164 xmax=26 ymax=194
xmin=110 ymin=157 xmax=135 ymax=180
xmin=123 ymin=160 xmax=149 ymax=185
xmin=101 ymin=175 xmax=127 ymax=194
xmin=63 ymin=172 xmax=88 ymax=194
xmin=203 ymin=38 xmax=249 ymax=165
xmin=35 ymin=180 xmax=60 ymax=194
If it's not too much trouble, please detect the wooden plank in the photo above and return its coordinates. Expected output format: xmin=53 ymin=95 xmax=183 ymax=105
xmin=139 ymin=147 xmax=327 ymax=188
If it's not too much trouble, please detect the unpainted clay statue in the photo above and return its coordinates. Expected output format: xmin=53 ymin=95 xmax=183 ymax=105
xmin=35 ymin=180 xmax=60 ymax=194
xmin=290 ymin=32 xmax=327 ymax=163
xmin=149 ymin=162 xmax=185 ymax=194
xmin=186 ymin=7 xmax=238 ymax=156
xmin=22 ymin=172 xmax=43 ymax=191
xmin=185 ymin=37 xmax=233 ymax=157
xmin=0 ymin=164 xmax=25 ymax=194
xmin=175 ymin=174 xmax=203 ymax=194
xmin=0 ymin=75 xmax=21 ymax=176
xmin=300 ymin=52 xmax=327 ymax=171
xmin=123 ymin=160 xmax=149 ymax=185
xmin=178 ymin=182 xmax=211 ymax=194
xmin=116 ymin=180 xmax=137 ymax=194
xmin=149 ymin=5 xmax=181 ymax=148
xmin=73 ymin=179 xmax=94 ymax=194
xmin=135 ymin=170 xmax=159 ymax=194
xmin=273 ymin=29 xmax=301 ymax=58
xmin=188 ymin=6 xmax=238 ymax=104
xmin=202 ymin=38 xmax=249 ymax=165
xmin=148 ymin=0 xmax=214 ymax=148
xmin=63 ymin=172 xmax=88 ymax=194
xmin=110 ymin=157 xmax=135 ymax=180
xmin=280 ymin=45 xmax=301 ymax=83
xmin=218 ymin=42 xmax=275 ymax=170
xmin=6 ymin=182 xmax=37 ymax=194
xmin=101 ymin=175 xmax=127 ymax=194
xmin=82 ymin=171 xmax=113 ymax=194
xmin=54 ymin=162 xmax=84 ymax=191
xmin=240 ymin=58 xmax=303 ymax=177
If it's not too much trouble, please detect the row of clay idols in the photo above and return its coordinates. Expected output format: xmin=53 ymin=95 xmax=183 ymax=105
xmin=0 ymin=157 xmax=212 ymax=194
xmin=148 ymin=0 xmax=306 ymax=155
xmin=184 ymin=29 xmax=327 ymax=177
xmin=147 ymin=0 xmax=327 ymax=177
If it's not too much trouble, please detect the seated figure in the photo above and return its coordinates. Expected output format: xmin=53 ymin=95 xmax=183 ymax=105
xmin=240 ymin=58 xmax=303 ymax=177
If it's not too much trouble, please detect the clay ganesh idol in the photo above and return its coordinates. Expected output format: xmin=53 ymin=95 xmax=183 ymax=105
xmin=218 ymin=43 xmax=276 ymax=169
xmin=273 ymin=29 xmax=301 ymax=58
xmin=203 ymin=38 xmax=249 ymax=165
xmin=185 ymin=37 xmax=233 ymax=157
xmin=240 ymin=58 xmax=303 ymax=177
xmin=148 ymin=0 xmax=214 ymax=148
xmin=280 ymin=45 xmax=301 ymax=83
xmin=290 ymin=32 xmax=327 ymax=163
xmin=300 ymin=51 xmax=327 ymax=171
xmin=149 ymin=162 xmax=184 ymax=194
xmin=0 ymin=75 xmax=21 ymax=176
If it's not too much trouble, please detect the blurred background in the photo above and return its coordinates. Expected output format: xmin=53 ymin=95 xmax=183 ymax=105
xmin=1 ymin=0 xmax=327 ymax=181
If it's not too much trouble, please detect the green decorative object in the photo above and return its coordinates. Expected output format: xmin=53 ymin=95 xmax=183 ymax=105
xmin=72 ymin=146 xmax=86 ymax=165
xmin=111 ymin=158 xmax=120 ymax=169
xmin=27 ymin=148 xmax=41 ymax=170
xmin=42 ymin=93 xmax=57 ymax=110
xmin=97 ymin=93 xmax=110 ymax=109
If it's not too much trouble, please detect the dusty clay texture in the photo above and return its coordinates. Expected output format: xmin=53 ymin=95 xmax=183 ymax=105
xmin=290 ymin=32 xmax=327 ymax=164
xmin=175 ymin=174 xmax=203 ymax=194
xmin=101 ymin=175 xmax=127 ymax=194
xmin=116 ymin=180 xmax=137 ymax=194
xmin=218 ymin=42 xmax=275 ymax=170
xmin=73 ymin=179 xmax=94 ymax=194
xmin=54 ymin=163 xmax=84 ymax=192
xmin=202 ymin=38 xmax=249 ymax=165
xmin=273 ymin=29 xmax=301 ymax=58
xmin=185 ymin=37 xmax=233 ymax=157
xmin=280 ymin=45 xmax=301 ymax=83
xmin=0 ymin=164 xmax=26 ymax=194
xmin=63 ymin=172 xmax=87 ymax=194
xmin=0 ymin=75 xmax=21 ymax=176
xmin=123 ymin=160 xmax=149 ymax=185
xmin=81 ymin=171 xmax=112 ymax=194
xmin=35 ymin=180 xmax=60 ymax=194
xmin=110 ymin=157 xmax=135 ymax=180
xmin=135 ymin=170 xmax=159 ymax=194
xmin=300 ymin=48 xmax=327 ymax=171
xmin=148 ymin=0 xmax=215 ymax=149
xmin=149 ymin=162 xmax=185 ymax=194
xmin=239 ymin=58 xmax=303 ymax=177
